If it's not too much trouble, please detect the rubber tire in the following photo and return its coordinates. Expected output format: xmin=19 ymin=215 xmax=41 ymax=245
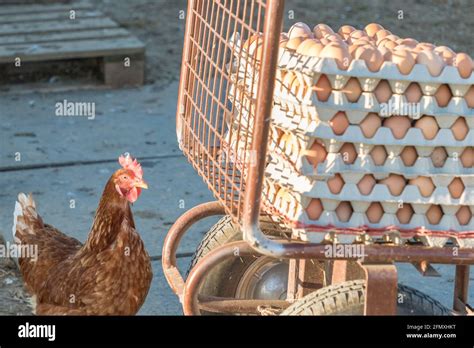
xmin=281 ymin=279 xmax=452 ymax=316
xmin=186 ymin=215 xmax=289 ymax=301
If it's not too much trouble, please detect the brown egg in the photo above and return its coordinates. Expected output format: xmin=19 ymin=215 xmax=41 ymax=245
xmin=378 ymin=46 xmax=392 ymax=61
xmin=243 ymin=33 xmax=262 ymax=52
xmin=465 ymin=86 xmax=474 ymax=108
xmin=405 ymin=83 xmax=423 ymax=103
xmin=400 ymin=146 xmax=418 ymax=166
xmin=396 ymin=204 xmax=414 ymax=224
xmin=416 ymin=42 xmax=436 ymax=51
xmin=408 ymin=176 xmax=435 ymax=197
xmin=339 ymin=143 xmax=357 ymax=164
xmin=330 ymin=111 xmax=350 ymax=135
xmin=370 ymin=145 xmax=388 ymax=165
xmin=349 ymin=30 xmax=368 ymax=43
xmin=426 ymin=205 xmax=443 ymax=225
xmin=451 ymin=117 xmax=469 ymax=141
xmin=383 ymin=40 xmax=398 ymax=50
xmin=297 ymin=38 xmax=319 ymax=55
xmin=364 ymin=23 xmax=384 ymax=38
xmin=448 ymin=177 xmax=464 ymax=199
xmin=313 ymin=23 xmax=334 ymax=39
xmin=357 ymin=174 xmax=376 ymax=195
xmin=374 ymin=80 xmax=393 ymax=103
xmin=431 ymin=147 xmax=448 ymax=168
xmin=320 ymin=44 xmax=352 ymax=70
xmin=375 ymin=29 xmax=391 ymax=42
xmin=279 ymin=38 xmax=289 ymax=53
xmin=306 ymin=140 xmax=328 ymax=167
xmin=349 ymin=43 xmax=372 ymax=58
xmin=366 ymin=202 xmax=384 ymax=223
xmin=414 ymin=116 xmax=439 ymax=140
xmin=327 ymin=173 xmax=345 ymax=194
xmin=456 ymin=206 xmax=472 ymax=225
xmin=288 ymin=22 xmax=313 ymax=39
xmin=460 ymin=147 xmax=474 ymax=168
xmin=397 ymin=38 xmax=418 ymax=48
xmin=342 ymin=78 xmax=362 ymax=102
xmin=434 ymin=46 xmax=456 ymax=65
xmin=354 ymin=46 xmax=384 ymax=72
xmin=416 ymin=50 xmax=445 ymax=77
xmin=383 ymin=116 xmax=411 ymax=139
xmin=306 ymin=198 xmax=324 ymax=220
xmin=301 ymin=39 xmax=324 ymax=57
xmin=314 ymin=74 xmax=332 ymax=101
xmin=338 ymin=25 xmax=356 ymax=40
xmin=434 ymin=84 xmax=452 ymax=107
xmin=360 ymin=113 xmax=382 ymax=138
xmin=454 ymin=53 xmax=473 ymax=78
xmin=286 ymin=37 xmax=305 ymax=51
xmin=380 ymin=174 xmax=406 ymax=196
xmin=336 ymin=201 xmax=353 ymax=222
xmin=391 ymin=48 xmax=416 ymax=75
xmin=324 ymin=33 xmax=344 ymax=43
xmin=282 ymin=71 xmax=298 ymax=92
xmin=319 ymin=38 xmax=331 ymax=46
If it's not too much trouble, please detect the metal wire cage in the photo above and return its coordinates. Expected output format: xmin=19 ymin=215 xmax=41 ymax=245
xmin=176 ymin=0 xmax=283 ymax=224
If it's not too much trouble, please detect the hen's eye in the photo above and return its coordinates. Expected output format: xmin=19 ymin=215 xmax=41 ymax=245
xmin=122 ymin=176 xmax=128 ymax=180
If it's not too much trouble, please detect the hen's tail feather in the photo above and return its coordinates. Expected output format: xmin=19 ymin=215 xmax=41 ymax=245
xmin=13 ymin=193 xmax=43 ymax=243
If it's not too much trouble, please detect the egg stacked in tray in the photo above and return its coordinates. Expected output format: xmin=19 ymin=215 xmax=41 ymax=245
xmin=227 ymin=22 xmax=474 ymax=247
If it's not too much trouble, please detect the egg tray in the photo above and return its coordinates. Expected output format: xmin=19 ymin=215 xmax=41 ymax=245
xmin=226 ymin=90 xmax=474 ymax=179
xmin=265 ymin=124 xmax=473 ymax=177
xmin=272 ymin=100 xmax=473 ymax=147
xmin=273 ymin=83 xmax=474 ymax=129
xmin=230 ymin=34 xmax=474 ymax=117
xmin=223 ymin=126 xmax=474 ymax=248
xmin=228 ymin=77 xmax=474 ymax=166
xmin=266 ymin=153 xmax=474 ymax=206
xmin=262 ymin=178 xmax=474 ymax=248
xmin=230 ymin=32 xmax=474 ymax=87
xmin=278 ymin=49 xmax=474 ymax=90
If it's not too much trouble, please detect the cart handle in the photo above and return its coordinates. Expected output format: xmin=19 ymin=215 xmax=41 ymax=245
xmin=162 ymin=201 xmax=226 ymax=301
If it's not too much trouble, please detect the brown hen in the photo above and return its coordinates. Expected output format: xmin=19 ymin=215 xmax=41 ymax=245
xmin=13 ymin=154 xmax=152 ymax=315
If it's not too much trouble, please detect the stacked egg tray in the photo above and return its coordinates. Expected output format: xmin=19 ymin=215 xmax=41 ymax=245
xmin=226 ymin=33 xmax=474 ymax=248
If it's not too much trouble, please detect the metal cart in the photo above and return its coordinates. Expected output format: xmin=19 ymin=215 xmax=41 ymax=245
xmin=162 ymin=0 xmax=474 ymax=315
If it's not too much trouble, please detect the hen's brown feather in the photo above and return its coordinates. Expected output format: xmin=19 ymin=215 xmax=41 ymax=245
xmin=14 ymin=174 xmax=152 ymax=315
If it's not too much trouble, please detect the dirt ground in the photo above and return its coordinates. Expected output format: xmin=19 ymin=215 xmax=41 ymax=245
xmin=1 ymin=0 xmax=473 ymax=315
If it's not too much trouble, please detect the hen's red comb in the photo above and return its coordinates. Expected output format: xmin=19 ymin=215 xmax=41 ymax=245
xmin=118 ymin=153 xmax=143 ymax=179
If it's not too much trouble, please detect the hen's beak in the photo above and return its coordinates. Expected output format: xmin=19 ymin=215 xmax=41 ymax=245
xmin=134 ymin=179 xmax=149 ymax=190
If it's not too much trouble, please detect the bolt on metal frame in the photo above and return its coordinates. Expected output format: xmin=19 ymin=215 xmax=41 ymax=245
xmin=166 ymin=0 xmax=473 ymax=315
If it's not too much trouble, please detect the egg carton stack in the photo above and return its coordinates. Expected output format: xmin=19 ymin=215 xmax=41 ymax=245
xmin=227 ymin=23 xmax=474 ymax=248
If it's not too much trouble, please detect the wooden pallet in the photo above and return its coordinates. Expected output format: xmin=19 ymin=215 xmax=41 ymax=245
xmin=0 ymin=1 xmax=145 ymax=87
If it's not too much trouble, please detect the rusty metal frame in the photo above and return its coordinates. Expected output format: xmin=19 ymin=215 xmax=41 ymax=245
xmin=162 ymin=204 xmax=474 ymax=314
xmin=167 ymin=0 xmax=474 ymax=316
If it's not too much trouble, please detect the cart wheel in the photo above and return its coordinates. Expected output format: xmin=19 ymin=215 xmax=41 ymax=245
xmin=186 ymin=215 xmax=293 ymax=313
xmin=281 ymin=279 xmax=452 ymax=316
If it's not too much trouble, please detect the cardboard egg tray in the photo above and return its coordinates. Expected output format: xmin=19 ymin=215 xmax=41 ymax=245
xmin=261 ymin=177 xmax=474 ymax=248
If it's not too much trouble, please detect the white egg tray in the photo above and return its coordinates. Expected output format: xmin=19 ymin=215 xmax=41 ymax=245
xmin=266 ymin=125 xmax=473 ymax=177
xmin=230 ymin=34 xmax=474 ymax=117
xmin=266 ymin=153 xmax=474 ymax=206
xmin=262 ymin=178 xmax=474 ymax=248
xmin=271 ymin=102 xmax=474 ymax=147
xmin=230 ymin=32 xmax=474 ymax=88
xmin=278 ymin=49 xmax=474 ymax=92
